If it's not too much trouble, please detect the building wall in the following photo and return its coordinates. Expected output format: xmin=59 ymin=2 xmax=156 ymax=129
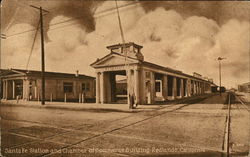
xmin=1 ymin=75 xmax=95 ymax=101
xmin=93 ymin=62 xmax=214 ymax=105
xmin=32 ymin=77 xmax=95 ymax=101
xmin=238 ymin=83 xmax=250 ymax=93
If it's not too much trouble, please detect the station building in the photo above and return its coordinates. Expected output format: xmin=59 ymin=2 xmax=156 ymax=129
xmin=0 ymin=69 xmax=95 ymax=102
xmin=91 ymin=42 xmax=215 ymax=105
xmin=238 ymin=82 xmax=250 ymax=93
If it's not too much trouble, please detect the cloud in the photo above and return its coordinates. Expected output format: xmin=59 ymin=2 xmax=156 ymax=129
xmin=139 ymin=1 xmax=250 ymax=24
xmin=2 ymin=1 xmax=249 ymax=88
xmin=207 ymin=19 xmax=250 ymax=87
xmin=47 ymin=16 xmax=87 ymax=53
xmin=1 ymin=23 xmax=40 ymax=69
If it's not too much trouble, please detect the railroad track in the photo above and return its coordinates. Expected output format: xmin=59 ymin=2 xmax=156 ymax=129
xmin=222 ymin=92 xmax=231 ymax=157
xmin=222 ymin=92 xmax=250 ymax=157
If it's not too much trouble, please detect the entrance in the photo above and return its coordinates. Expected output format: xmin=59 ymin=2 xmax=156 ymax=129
xmin=106 ymin=70 xmax=128 ymax=104
xmin=155 ymin=80 xmax=162 ymax=97
xmin=154 ymin=73 xmax=164 ymax=101
xmin=115 ymin=74 xmax=127 ymax=104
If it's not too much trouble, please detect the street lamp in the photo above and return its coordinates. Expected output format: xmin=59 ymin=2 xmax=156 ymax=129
xmin=217 ymin=57 xmax=226 ymax=96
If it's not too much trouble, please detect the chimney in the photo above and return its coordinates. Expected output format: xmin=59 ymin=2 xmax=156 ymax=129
xmin=76 ymin=70 xmax=79 ymax=77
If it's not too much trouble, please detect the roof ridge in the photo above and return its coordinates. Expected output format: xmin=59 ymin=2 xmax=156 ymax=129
xmin=3 ymin=68 xmax=94 ymax=78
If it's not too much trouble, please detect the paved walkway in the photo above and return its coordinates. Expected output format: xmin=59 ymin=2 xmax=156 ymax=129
xmin=0 ymin=94 xmax=215 ymax=113
xmin=0 ymin=100 xmax=160 ymax=113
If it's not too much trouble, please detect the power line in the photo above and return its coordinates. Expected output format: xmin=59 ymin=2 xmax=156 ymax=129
xmin=14 ymin=1 xmax=54 ymax=13
xmin=4 ymin=1 xmax=139 ymax=38
xmin=31 ymin=3 xmax=139 ymax=32
xmin=3 ymin=7 xmax=20 ymax=32
xmin=25 ymin=18 xmax=40 ymax=70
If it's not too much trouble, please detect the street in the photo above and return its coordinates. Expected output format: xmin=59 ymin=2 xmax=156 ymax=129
xmin=1 ymin=93 xmax=249 ymax=157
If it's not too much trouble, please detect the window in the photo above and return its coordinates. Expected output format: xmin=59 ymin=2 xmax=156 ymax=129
xmin=63 ymin=82 xmax=73 ymax=93
xmin=82 ymin=82 xmax=90 ymax=91
xmin=155 ymin=81 xmax=161 ymax=92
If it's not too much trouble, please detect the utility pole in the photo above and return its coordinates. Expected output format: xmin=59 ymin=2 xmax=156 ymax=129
xmin=218 ymin=57 xmax=226 ymax=96
xmin=0 ymin=34 xmax=6 ymax=101
xmin=0 ymin=34 xmax=6 ymax=68
xmin=30 ymin=5 xmax=49 ymax=105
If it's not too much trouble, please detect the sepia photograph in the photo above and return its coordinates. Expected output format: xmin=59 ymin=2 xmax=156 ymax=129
xmin=0 ymin=0 xmax=249 ymax=156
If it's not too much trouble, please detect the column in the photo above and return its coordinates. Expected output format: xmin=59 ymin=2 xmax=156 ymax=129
xmin=23 ymin=80 xmax=26 ymax=100
xmin=96 ymin=72 xmax=100 ymax=104
xmin=196 ymin=82 xmax=198 ymax=95
xmin=201 ymin=82 xmax=204 ymax=94
xmin=100 ymin=72 xmax=104 ymax=104
xmin=3 ymin=81 xmax=6 ymax=99
xmin=199 ymin=82 xmax=201 ymax=94
xmin=198 ymin=82 xmax=200 ymax=94
xmin=134 ymin=69 xmax=140 ymax=104
xmin=6 ymin=80 xmax=9 ymax=100
xmin=27 ymin=80 xmax=30 ymax=101
xmin=190 ymin=80 xmax=192 ymax=96
xmin=187 ymin=80 xmax=189 ymax=97
xmin=35 ymin=85 xmax=37 ymax=99
xmin=172 ymin=77 xmax=177 ymax=99
xmin=201 ymin=82 xmax=203 ymax=94
xmin=194 ymin=81 xmax=197 ymax=95
xmin=180 ymin=79 xmax=184 ymax=98
xmin=197 ymin=82 xmax=199 ymax=94
xmin=2 ymin=81 xmax=5 ymax=99
xmin=162 ymin=75 xmax=168 ymax=100
xmin=195 ymin=81 xmax=199 ymax=95
xmin=203 ymin=83 xmax=206 ymax=94
xmin=150 ymin=72 xmax=155 ymax=103
xmin=12 ymin=80 xmax=15 ymax=99
xmin=141 ymin=69 xmax=146 ymax=104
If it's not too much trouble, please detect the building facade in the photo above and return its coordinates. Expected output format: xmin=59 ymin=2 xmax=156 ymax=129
xmin=238 ymin=82 xmax=250 ymax=93
xmin=91 ymin=42 xmax=215 ymax=105
xmin=1 ymin=69 xmax=95 ymax=102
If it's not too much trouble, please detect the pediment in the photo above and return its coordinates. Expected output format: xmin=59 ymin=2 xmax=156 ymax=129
xmin=91 ymin=53 xmax=139 ymax=68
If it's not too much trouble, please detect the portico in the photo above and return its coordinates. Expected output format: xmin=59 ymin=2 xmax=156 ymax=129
xmin=91 ymin=42 xmax=214 ymax=105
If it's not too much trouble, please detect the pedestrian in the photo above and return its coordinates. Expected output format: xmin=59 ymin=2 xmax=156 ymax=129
xmin=129 ymin=94 xmax=134 ymax=109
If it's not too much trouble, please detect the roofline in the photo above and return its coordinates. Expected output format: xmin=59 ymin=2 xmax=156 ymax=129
xmin=0 ymin=68 xmax=95 ymax=79
xmin=90 ymin=52 xmax=140 ymax=67
xmin=239 ymin=82 xmax=250 ymax=86
xmin=141 ymin=61 xmax=213 ymax=83
xmin=106 ymin=42 xmax=143 ymax=49
xmin=91 ymin=53 xmax=213 ymax=84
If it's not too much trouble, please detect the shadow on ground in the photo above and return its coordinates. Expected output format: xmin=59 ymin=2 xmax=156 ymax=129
xmin=139 ymin=151 xmax=223 ymax=157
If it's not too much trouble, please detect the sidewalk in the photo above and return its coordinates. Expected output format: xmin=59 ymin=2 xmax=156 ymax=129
xmin=0 ymin=94 xmax=215 ymax=113
xmin=0 ymin=100 xmax=161 ymax=113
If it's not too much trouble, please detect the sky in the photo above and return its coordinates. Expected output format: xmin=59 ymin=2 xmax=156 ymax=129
xmin=1 ymin=0 xmax=249 ymax=88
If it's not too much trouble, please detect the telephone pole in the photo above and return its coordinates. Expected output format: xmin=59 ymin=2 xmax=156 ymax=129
xmin=217 ymin=57 xmax=226 ymax=96
xmin=0 ymin=34 xmax=6 ymax=101
xmin=30 ymin=5 xmax=49 ymax=105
